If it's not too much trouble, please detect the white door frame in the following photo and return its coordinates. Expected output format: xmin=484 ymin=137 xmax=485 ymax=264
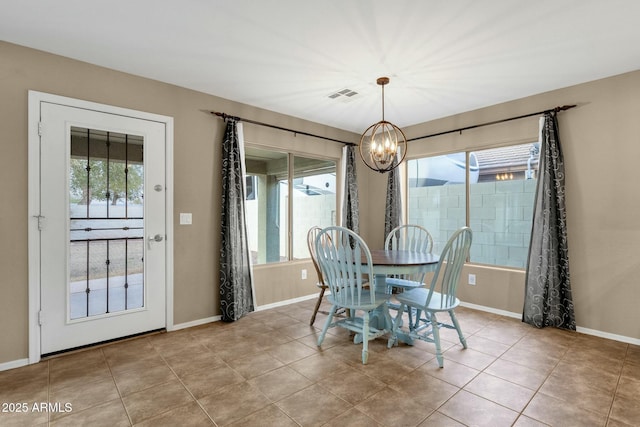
xmin=28 ymin=91 xmax=174 ymax=364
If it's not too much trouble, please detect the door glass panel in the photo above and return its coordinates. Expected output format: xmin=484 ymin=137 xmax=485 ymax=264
xmin=69 ymin=127 xmax=144 ymax=319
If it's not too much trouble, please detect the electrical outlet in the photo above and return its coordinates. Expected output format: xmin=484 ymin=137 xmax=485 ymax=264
xmin=301 ymin=269 xmax=307 ymax=280
xmin=468 ymin=274 xmax=476 ymax=285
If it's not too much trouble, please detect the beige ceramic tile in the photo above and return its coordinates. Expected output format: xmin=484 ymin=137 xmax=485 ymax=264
xmin=248 ymin=366 xmax=313 ymax=401
xmin=318 ymin=367 xmax=386 ymax=405
xmin=499 ymin=344 xmax=559 ymax=374
xmin=355 ymin=387 xmax=433 ymax=426
xmin=464 ymin=372 xmax=535 ymax=412
xmin=538 ymin=371 xmax=614 ymax=415
xmin=227 ymin=404 xmax=299 ymax=427
xmin=49 ymin=377 xmax=120 ymax=420
xmin=180 ymin=365 xmax=245 ymax=399
xmin=418 ymin=411 xmax=466 ymax=427
xmin=439 ymin=390 xmax=519 ymax=427
xmin=288 ymin=353 xmax=351 ymax=382
xmin=523 ymin=392 xmax=607 ymax=427
xmin=134 ymin=401 xmax=214 ymax=426
xmin=122 ymin=379 xmax=193 ymax=424
xmin=198 ymin=382 xmax=271 ymax=426
xmin=277 ymin=384 xmax=352 ymax=427
xmin=113 ymin=363 xmax=177 ymax=396
xmin=351 ymin=354 xmax=414 ymax=384
xmin=0 ymin=405 xmax=49 ymax=427
xmin=389 ymin=370 xmax=459 ymax=409
xmin=419 ymin=358 xmax=481 ymax=388
xmin=49 ymin=399 xmax=130 ymax=427
xmin=484 ymin=358 xmax=549 ymax=390
xmin=442 ymin=346 xmax=497 ymax=370
xmin=226 ymin=351 xmax=284 ymax=379
xmin=551 ymin=360 xmax=620 ymax=394
xmin=163 ymin=347 xmax=226 ymax=377
xmin=266 ymin=340 xmax=317 ymax=364
xmin=322 ymin=408 xmax=383 ymax=427
xmin=463 ymin=335 xmax=511 ymax=357
xmin=610 ymin=394 xmax=640 ymax=426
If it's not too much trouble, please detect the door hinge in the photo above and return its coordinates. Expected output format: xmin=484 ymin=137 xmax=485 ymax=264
xmin=38 ymin=121 xmax=44 ymax=137
xmin=33 ymin=215 xmax=45 ymax=231
xmin=38 ymin=310 xmax=44 ymax=326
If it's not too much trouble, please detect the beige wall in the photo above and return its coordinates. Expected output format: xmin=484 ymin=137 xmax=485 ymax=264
xmin=2 ymin=40 xmax=640 ymax=364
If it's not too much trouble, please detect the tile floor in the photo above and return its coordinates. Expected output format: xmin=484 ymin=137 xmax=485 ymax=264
xmin=2 ymin=298 xmax=640 ymax=426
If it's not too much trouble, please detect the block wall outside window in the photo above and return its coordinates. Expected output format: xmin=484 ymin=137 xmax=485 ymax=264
xmin=407 ymin=143 xmax=539 ymax=269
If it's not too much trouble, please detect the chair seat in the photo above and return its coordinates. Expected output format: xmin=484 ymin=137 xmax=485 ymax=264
xmin=326 ymin=290 xmax=389 ymax=311
xmin=395 ymin=287 xmax=460 ymax=312
xmin=386 ymin=277 xmax=423 ymax=290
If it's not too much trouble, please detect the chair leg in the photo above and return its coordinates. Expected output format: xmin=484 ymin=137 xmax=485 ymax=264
xmin=362 ymin=311 xmax=370 ymax=364
xmin=309 ymin=286 xmax=326 ymax=326
xmin=407 ymin=305 xmax=414 ymax=329
xmin=388 ymin=303 xmax=404 ymax=348
xmin=317 ymin=305 xmax=336 ymax=346
xmin=449 ymin=310 xmax=467 ymax=348
xmin=430 ymin=312 xmax=444 ymax=368
xmin=412 ymin=308 xmax=423 ymax=330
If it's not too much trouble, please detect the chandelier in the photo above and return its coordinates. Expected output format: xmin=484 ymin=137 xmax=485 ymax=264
xmin=358 ymin=77 xmax=407 ymax=173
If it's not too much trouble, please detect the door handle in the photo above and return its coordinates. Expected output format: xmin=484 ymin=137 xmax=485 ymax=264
xmin=147 ymin=234 xmax=164 ymax=249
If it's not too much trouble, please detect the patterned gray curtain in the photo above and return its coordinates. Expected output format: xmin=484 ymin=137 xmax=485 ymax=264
xmin=523 ymin=112 xmax=575 ymax=330
xmin=384 ymin=166 xmax=402 ymax=237
xmin=342 ymin=145 xmax=360 ymax=233
xmin=220 ymin=118 xmax=254 ymax=322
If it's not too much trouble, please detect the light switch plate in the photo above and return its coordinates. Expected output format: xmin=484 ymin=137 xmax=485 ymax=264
xmin=179 ymin=213 xmax=192 ymax=225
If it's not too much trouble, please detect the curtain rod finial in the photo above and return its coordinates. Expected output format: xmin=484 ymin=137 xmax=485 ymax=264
xmin=212 ymin=111 xmax=230 ymax=122
xmin=555 ymin=104 xmax=577 ymax=113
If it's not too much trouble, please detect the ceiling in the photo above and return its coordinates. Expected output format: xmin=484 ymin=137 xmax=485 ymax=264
xmin=2 ymin=0 xmax=640 ymax=133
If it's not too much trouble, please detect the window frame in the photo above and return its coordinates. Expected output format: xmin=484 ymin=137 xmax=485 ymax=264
xmin=244 ymin=143 xmax=340 ymax=265
xmin=404 ymin=140 xmax=539 ymax=270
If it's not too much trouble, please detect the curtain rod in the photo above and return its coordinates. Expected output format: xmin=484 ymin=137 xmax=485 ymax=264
xmin=407 ymin=104 xmax=576 ymax=142
xmin=212 ymin=104 xmax=576 ymax=146
xmin=210 ymin=111 xmax=355 ymax=146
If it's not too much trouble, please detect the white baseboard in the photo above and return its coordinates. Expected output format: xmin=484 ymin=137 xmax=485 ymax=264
xmin=576 ymin=326 xmax=640 ymax=346
xmin=0 ymin=358 xmax=29 ymax=372
xmin=255 ymin=293 xmax=318 ymax=311
xmin=460 ymin=302 xmax=521 ymax=319
xmin=460 ymin=301 xmax=640 ymax=345
xmin=170 ymin=315 xmax=221 ymax=331
xmin=169 ymin=293 xmax=317 ymax=330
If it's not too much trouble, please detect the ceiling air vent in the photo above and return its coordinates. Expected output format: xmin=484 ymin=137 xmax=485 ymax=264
xmin=328 ymin=88 xmax=359 ymax=102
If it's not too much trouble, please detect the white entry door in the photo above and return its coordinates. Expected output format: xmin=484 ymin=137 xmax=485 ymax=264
xmin=37 ymin=100 xmax=167 ymax=355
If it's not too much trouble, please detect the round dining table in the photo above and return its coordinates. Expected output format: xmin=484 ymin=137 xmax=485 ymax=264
xmin=356 ymin=249 xmax=440 ymax=344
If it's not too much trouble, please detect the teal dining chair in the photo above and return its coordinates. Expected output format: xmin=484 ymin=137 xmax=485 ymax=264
xmin=315 ymin=226 xmax=392 ymax=364
xmin=385 ymin=224 xmax=434 ymax=326
xmin=308 ymin=226 xmax=347 ymax=326
xmin=388 ymin=226 xmax=472 ymax=368
xmin=308 ymin=226 xmax=329 ymax=326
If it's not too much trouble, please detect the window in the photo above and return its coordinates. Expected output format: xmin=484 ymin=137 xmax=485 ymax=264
xmin=407 ymin=142 xmax=539 ymax=268
xmin=244 ymin=147 xmax=337 ymax=265
xmin=407 ymin=152 xmax=468 ymax=253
